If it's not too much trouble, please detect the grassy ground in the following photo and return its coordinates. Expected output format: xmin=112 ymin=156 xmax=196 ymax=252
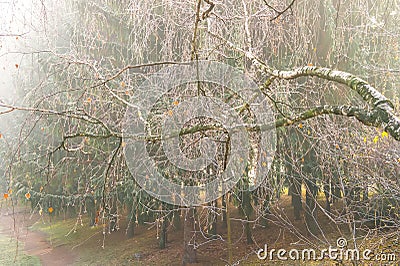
xmin=0 ymin=233 xmax=41 ymax=265
xmin=31 ymin=216 xmax=170 ymax=265
xmin=28 ymin=191 xmax=399 ymax=265
xmin=28 ymin=195 xmax=344 ymax=265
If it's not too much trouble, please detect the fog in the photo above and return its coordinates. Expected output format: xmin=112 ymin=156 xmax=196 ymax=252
xmin=0 ymin=1 xmax=399 ymax=264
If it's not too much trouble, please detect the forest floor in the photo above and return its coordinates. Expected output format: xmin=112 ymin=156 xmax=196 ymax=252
xmin=0 ymin=206 xmax=76 ymax=265
xmin=0 ymin=192 xmax=398 ymax=265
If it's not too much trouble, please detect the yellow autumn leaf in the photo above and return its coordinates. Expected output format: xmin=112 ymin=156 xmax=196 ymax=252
xmin=120 ymin=81 xmax=126 ymax=88
xmin=298 ymin=123 xmax=303 ymax=129
xmin=373 ymin=136 xmax=379 ymax=144
xmin=173 ymin=100 xmax=179 ymax=106
xmin=363 ymin=137 xmax=367 ymax=143
xmin=381 ymin=131 xmax=388 ymax=138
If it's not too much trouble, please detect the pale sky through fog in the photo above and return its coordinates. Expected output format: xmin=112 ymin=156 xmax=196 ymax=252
xmin=0 ymin=0 xmax=39 ymax=136
xmin=0 ymin=0 xmax=47 ymax=102
xmin=0 ymin=0 xmax=73 ymax=140
xmin=0 ymin=0 xmax=32 ymax=102
xmin=1 ymin=0 xmax=73 ymax=104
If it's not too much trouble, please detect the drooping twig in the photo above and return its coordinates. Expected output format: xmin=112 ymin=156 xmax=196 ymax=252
xmin=263 ymin=0 xmax=296 ymax=21
xmin=202 ymin=0 xmax=215 ymax=19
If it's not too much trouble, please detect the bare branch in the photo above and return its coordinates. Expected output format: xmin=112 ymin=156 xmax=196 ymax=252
xmin=263 ymin=0 xmax=296 ymax=21
xmin=202 ymin=0 xmax=215 ymax=20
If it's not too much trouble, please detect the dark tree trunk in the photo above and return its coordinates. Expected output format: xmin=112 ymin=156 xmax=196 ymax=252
xmin=241 ymin=190 xmax=253 ymax=244
xmin=182 ymin=207 xmax=197 ymax=265
xmin=323 ymin=183 xmax=331 ymax=213
xmin=126 ymin=202 xmax=135 ymax=239
xmin=222 ymin=194 xmax=227 ymax=228
xmin=260 ymin=194 xmax=270 ymax=227
xmin=159 ymin=216 xmax=168 ymax=249
xmin=291 ymin=176 xmax=302 ymax=220
xmin=207 ymin=200 xmax=217 ymax=238
xmin=334 ymin=186 xmax=341 ymax=201
xmin=159 ymin=203 xmax=171 ymax=249
xmin=362 ymin=187 xmax=369 ymax=202
xmin=304 ymin=178 xmax=319 ymax=235
xmin=345 ymin=185 xmax=353 ymax=201
xmin=245 ymin=221 xmax=253 ymax=244
xmin=354 ymin=187 xmax=361 ymax=202
xmin=86 ymin=196 xmax=96 ymax=226
xmin=173 ymin=209 xmax=181 ymax=231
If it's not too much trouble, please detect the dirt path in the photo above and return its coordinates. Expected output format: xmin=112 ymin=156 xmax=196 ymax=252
xmin=0 ymin=208 xmax=76 ymax=266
